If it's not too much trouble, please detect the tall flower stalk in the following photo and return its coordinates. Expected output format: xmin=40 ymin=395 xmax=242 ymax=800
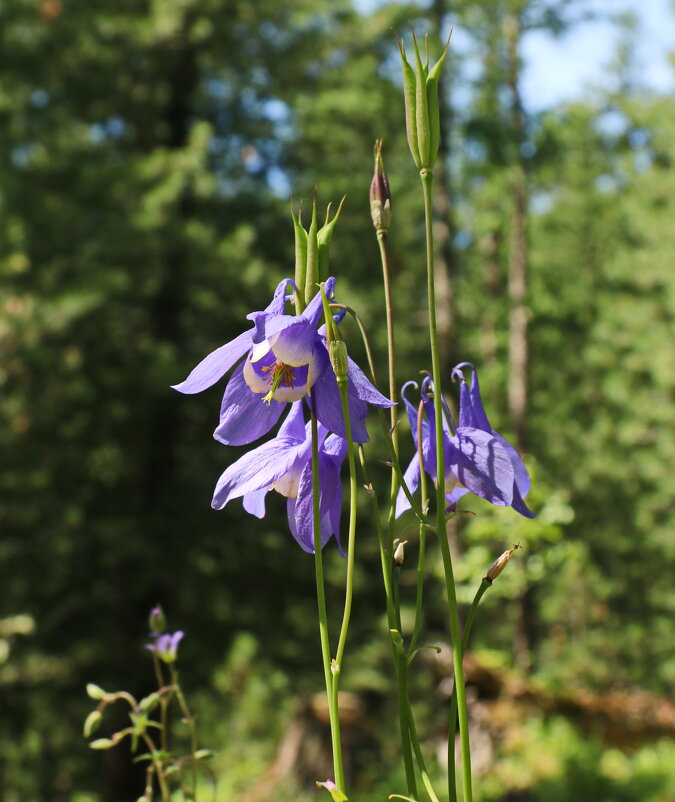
xmin=397 ymin=28 xmax=474 ymax=802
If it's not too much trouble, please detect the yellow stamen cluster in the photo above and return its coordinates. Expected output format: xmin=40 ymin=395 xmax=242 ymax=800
xmin=262 ymin=361 xmax=296 ymax=404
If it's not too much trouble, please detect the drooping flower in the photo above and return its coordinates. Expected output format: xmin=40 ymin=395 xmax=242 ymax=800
xmin=395 ymin=368 xmax=534 ymax=518
xmin=450 ymin=362 xmax=534 ymax=518
xmin=172 ymin=277 xmax=392 ymax=444
xmin=146 ymin=630 xmax=184 ymax=664
xmin=211 ymin=401 xmax=347 ymax=553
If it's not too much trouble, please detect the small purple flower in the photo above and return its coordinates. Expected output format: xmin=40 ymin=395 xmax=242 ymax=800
xmin=396 ymin=366 xmax=534 ymax=518
xmin=172 ymin=278 xmax=393 ymax=444
xmin=210 ymin=401 xmax=346 ymax=553
xmin=146 ymin=630 xmax=184 ymax=664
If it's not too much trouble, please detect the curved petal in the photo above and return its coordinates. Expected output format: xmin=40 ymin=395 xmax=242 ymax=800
xmin=493 ymin=432 xmax=531 ymax=498
xmin=511 ymin=482 xmax=536 ymax=518
xmin=171 ymin=330 xmax=252 ymax=394
xmin=448 ymin=427 xmax=514 ymax=506
xmin=287 ymin=439 xmax=345 ymax=553
xmin=445 ymin=486 xmax=470 ymax=505
xmin=395 ymin=456 xmax=420 ymax=518
xmin=303 ymin=276 xmax=337 ymax=327
xmin=265 ymin=278 xmax=296 ymax=314
xmin=243 ymin=488 xmax=268 ymax=518
xmin=306 ymin=349 xmax=369 ymax=443
xmin=277 ymin=400 xmax=306 ymax=442
xmin=347 ymin=357 xmax=396 ymax=408
xmin=270 ymin=324 xmax=319 ymax=367
xmin=288 ymin=462 xmax=316 ymax=553
xmin=247 ymin=279 xmax=296 ymax=343
xmin=401 ymin=381 xmax=420 ymax=444
xmin=212 ymin=435 xmax=300 ymax=509
xmin=452 ymin=363 xmax=491 ymax=431
xmin=215 ymin=363 xmax=284 ymax=445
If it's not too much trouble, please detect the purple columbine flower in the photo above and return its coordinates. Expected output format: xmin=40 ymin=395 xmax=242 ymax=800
xmin=450 ymin=362 xmax=534 ymax=518
xmin=210 ymin=401 xmax=346 ymax=553
xmin=172 ymin=277 xmax=393 ymax=444
xmin=146 ymin=630 xmax=184 ymax=664
xmin=396 ymin=367 xmax=534 ymax=518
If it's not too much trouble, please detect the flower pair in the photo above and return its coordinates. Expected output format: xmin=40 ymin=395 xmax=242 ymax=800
xmin=396 ymin=364 xmax=535 ymax=518
xmin=173 ymin=279 xmax=393 ymax=551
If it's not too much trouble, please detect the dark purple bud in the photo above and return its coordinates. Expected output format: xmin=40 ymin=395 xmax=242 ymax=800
xmin=370 ymin=139 xmax=392 ymax=232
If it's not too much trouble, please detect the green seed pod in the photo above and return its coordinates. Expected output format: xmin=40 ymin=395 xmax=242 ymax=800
xmin=290 ymin=200 xmax=308 ymax=311
xmin=396 ymin=36 xmax=422 ymax=168
xmin=317 ymin=196 xmax=346 ymax=281
xmin=396 ymin=28 xmax=452 ymax=171
xmin=426 ymin=36 xmax=451 ymax=166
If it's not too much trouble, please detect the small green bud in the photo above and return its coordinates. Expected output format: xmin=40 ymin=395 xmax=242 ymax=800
xmin=86 ymin=683 xmax=106 ymax=701
xmin=138 ymin=692 xmax=161 ymax=713
xmin=83 ymin=710 xmax=103 ymax=738
xmin=329 ymin=340 xmax=349 ymax=383
xmin=194 ymin=749 xmax=216 ymax=760
xmin=148 ymin=605 xmax=166 ymax=634
xmin=89 ymin=738 xmax=114 ymax=750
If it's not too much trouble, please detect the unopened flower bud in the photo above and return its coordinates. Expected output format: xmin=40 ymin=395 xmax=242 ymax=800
xmin=83 ymin=710 xmax=103 ymax=738
xmin=486 ymin=543 xmax=521 ymax=582
xmin=86 ymin=683 xmax=107 ymax=701
xmin=148 ymin=605 xmax=166 ymax=634
xmin=329 ymin=339 xmax=349 ymax=382
xmin=370 ymin=139 xmax=392 ymax=232
xmin=89 ymin=738 xmax=114 ymax=750
xmin=393 ymin=539 xmax=408 ymax=565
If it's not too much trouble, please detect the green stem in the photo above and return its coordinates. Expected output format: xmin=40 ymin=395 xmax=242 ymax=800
xmin=329 ymin=374 xmax=358 ymax=795
xmin=310 ymin=413 xmax=344 ymax=790
xmin=170 ymin=666 xmax=198 ymax=799
xmin=357 ymin=445 xmax=418 ymax=799
xmin=421 ymin=168 xmax=473 ymax=802
xmin=409 ymin=399 xmax=430 ymax=657
xmin=377 ymin=230 xmax=400 ymax=524
xmin=141 ymin=732 xmax=171 ymax=802
xmin=447 ymin=579 xmax=492 ymax=802
xmin=407 ymin=704 xmax=442 ymax=802
xmin=328 ymin=301 xmax=426 ymax=524
xmin=334 ymin=379 xmax=357 ymax=671
xmin=152 ymin=654 xmax=169 ymax=754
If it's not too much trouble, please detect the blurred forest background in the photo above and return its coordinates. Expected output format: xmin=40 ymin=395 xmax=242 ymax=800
xmin=1 ymin=0 xmax=674 ymax=800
